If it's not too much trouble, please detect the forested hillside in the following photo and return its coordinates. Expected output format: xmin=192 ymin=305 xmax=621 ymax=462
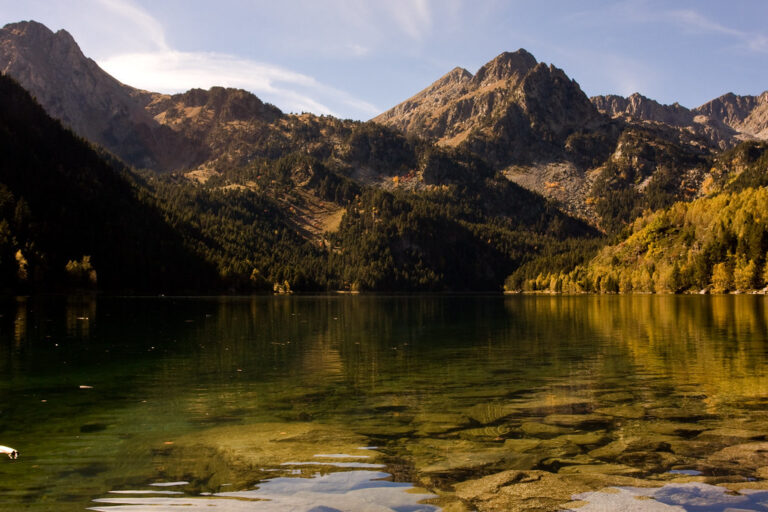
xmin=508 ymin=142 xmax=768 ymax=294
xmin=0 ymin=71 xmax=598 ymax=293
xmin=138 ymin=147 xmax=597 ymax=292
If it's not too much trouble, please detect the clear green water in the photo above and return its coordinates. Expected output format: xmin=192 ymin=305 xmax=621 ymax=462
xmin=2 ymin=295 xmax=768 ymax=511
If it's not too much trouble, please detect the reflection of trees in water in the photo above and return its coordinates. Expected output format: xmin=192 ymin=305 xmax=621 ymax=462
xmin=65 ymin=295 xmax=97 ymax=338
xmin=14 ymin=296 xmax=27 ymax=345
xmin=504 ymin=295 xmax=768 ymax=401
xmin=5 ymin=295 xmax=767 ymax=422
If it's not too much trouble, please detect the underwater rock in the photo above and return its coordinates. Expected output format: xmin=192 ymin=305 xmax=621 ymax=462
xmin=696 ymin=427 xmax=766 ymax=442
xmin=595 ymin=405 xmax=646 ymax=419
xmin=413 ymin=412 xmax=472 ymax=436
xmin=155 ymin=422 xmax=379 ymax=491
xmin=458 ymin=425 xmax=513 ymax=441
xmin=419 ymin=450 xmax=539 ymax=475
xmin=708 ymin=442 xmax=768 ymax=470
xmin=465 ymin=403 xmax=517 ymax=425
xmin=557 ymin=463 xmax=643 ymax=476
xmin=520 ymin=421 xmax=572 ymax=438
xmin=554 ymin=431 xmax=610 ymax=447
xmin=453 ymin=469 xmax=654 ymax=512
xmin=503 ymin=438 xmax=543 ymax=453
xmin=543 ymin=414 xmax=613 ymax=429
xmin=644 ymin=421 xmax=708 ymax=437
xmin=597 ymin=391 xmax=635 ymax=403
xmin=589 ymin=436 xmax=675 ymax=460
xmin=648 ymin=406 xmax=713 ymax=421
xmin=537 ymin=438 xmax=583 ymax=459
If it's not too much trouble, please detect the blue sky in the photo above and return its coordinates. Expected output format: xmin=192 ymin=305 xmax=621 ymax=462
xmin=1 ymin=0 xmax=767 ymax=120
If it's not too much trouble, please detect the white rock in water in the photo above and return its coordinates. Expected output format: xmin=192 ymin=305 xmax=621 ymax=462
xmin=0 ymin=445 xmax=18 ymax=459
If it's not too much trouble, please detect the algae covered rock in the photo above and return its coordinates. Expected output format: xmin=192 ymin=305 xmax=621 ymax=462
xmin=708 ymin=442 xmax=768 ymax=470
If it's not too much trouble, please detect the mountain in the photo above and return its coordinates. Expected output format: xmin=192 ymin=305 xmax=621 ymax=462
xmin=591 ymin=92 xmax=739 ymax=150
xmin=0 ymin=22 xmax=730 ymax=232
xmin=374 ymin=49 xmax=604 ymax=164
xmin=375 ymin=51 xmax=716 ymax=229
xmin=0 ymin=20 xmax=195 ymax=171
xmin=591 ymin=91 xmax=768 ymax=150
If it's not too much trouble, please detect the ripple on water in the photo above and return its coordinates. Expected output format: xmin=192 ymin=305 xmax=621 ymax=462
xmin=90 ymin=470 xmax=439 ymax=512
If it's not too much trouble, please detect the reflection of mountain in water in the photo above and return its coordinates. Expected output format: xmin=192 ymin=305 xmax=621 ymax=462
xmin=91 ymin=470 xmax=438 ymax=511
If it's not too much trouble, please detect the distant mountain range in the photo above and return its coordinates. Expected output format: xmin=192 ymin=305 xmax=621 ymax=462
xmin=1 ymin=19 xmax=767 ymax=293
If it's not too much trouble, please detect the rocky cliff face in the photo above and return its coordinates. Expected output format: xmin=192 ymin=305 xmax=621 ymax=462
xmin=696 ymin=91 xmax=768 ymax=140
xmin=591 ymin=93 xmax=694 ymax=126
xmin=592 ymin=91 xmax=768 ymax=150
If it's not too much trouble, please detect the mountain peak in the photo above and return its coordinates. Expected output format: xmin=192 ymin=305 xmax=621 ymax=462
xmin=472 ymin=49 xmax=537 ymax=86
xmin=2 ymin=20 xmax=52 ymax=36
xmin=148 ymin=86 xmax=283 ymax=123
xmin=2 ymin=20 xmax=85 ymax=63
xmin=444 ymin=66 xmax=473 ymax=82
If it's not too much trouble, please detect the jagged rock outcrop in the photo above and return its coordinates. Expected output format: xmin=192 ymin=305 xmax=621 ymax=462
xmin=696 ymin=91 xmax=768 ymax=140
xmin=592 ymin=91 xmax=768 ymax=150
xmin=592 ymin=93 xmax=694 ymax=127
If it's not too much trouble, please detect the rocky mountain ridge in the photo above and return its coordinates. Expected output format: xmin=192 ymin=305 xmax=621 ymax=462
xmin=374 ymin=49 xmax=605 ymax=160
xmin=591 ymin=91 xmax=768 ymax=150
xmin=697 ymin=91 xmax=768 ymax=140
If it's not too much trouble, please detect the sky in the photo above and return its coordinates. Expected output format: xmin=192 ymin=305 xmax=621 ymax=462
xmin=1 ymin=0 xmax=767 ymax=120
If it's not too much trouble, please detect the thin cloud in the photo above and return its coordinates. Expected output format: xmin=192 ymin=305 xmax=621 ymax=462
xmin=385 ymin=0 xmax=432 ymax=40
xmin=93 ymin=0 xmax=168 ymax=50
xmin=89 ymin=0 xmax=379 ymax=119
xmin=667 ymin=9 xmax=743 ymax=38
xmin=100 ymin=50 xmax=380 ymax=117
xmin=337 ymin=0 xmax=434 ymax=42
xmin=666 ymin=8 xmax=768 ymax=53
xmin=346 ymin=43 xmax=370 ymax=57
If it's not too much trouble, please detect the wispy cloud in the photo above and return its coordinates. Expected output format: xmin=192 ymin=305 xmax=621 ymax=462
xmin=93 ymin=0 xmax=168 ymax=50
xmin=665 ymin=8 xmax=768 ymax=53
xmin=384 ymin=0 xmax=432 ymax=40
xmin=101 ymin=50 xmax=380 ymax=117
xmin=92 ymin=0 xmax=380 ymax=118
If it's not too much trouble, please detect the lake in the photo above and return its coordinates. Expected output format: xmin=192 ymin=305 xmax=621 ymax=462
xmin=2 ymin=295 xmax=768 ymax=511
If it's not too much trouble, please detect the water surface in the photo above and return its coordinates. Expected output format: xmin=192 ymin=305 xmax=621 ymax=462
xmin=2 ymin=295 xmax=768 ymax=511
